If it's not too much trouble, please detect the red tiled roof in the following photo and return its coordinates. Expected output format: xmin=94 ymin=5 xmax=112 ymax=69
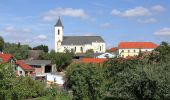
xmin=118 ymin=42 xmax=158 ymax=49
xmin=0 ymin=54 xmax=13 ymax=62
xmin=107 ymin=47 xmax=118 ymax=52
xmin=81 ymin=58 xmax=107 ymax=63
xmin=16 ymin=60 xmax=34 ymax=71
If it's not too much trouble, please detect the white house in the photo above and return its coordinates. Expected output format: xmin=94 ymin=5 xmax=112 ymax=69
xmin=118 ymin=42 xmax=158 ymax=58
xmin=55 ymin=18 xmax=106 ymax=53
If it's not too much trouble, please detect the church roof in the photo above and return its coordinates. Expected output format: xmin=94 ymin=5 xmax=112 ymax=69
xmin=61 ymin=36 xmax=105 ymax=45
xmin=55 ymin=18 xmax=63 ymax=27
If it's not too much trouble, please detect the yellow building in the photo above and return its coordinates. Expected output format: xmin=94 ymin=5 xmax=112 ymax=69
xmin=118 ymin=42 xmax=158 ymax=58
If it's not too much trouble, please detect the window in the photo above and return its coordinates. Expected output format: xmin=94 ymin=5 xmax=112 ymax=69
xmin=128 ymin=50 xmax=130 ymax=52
xmin=100 ymin=46 xmax=102 ymax=51
xmin=75 ymin=47 xmax=76 ymax=52
xmin=145 ymin=50 xmax=148 ymax=52
xmin=134 ymin=50 xmax=136 ymax=52
xmin=58 ymin=29 xmax=60 ymax=35
xmin=122 ymin=50 xmax=124 ymax=52
xmin=80 ymin=47 xmax=83 ymax=52
xmin=20 ymin=71 xmax=22 ymax=74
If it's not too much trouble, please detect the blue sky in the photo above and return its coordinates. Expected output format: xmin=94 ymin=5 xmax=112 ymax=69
xmin=0 ymin=0 xmax=170 ymax=49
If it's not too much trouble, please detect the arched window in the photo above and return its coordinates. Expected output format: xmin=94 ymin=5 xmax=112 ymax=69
xmin=75 ymin=47 xmax=76 ymax=52
xmin=80 ymin=47 xmax=83 ymax=52
xmin=58 ymin=29 xmax=60 ymax=35
xmin=100 ymin=46 xmax=102 ymax=51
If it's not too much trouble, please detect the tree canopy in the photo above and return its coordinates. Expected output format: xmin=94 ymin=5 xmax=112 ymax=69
xmin=33 ymin=45 xmax=49 ymax=53
xmin=65 ymin=63 xmax=106 ymax=100
xmin=0 ymin=36 xmax=4 ymax=52
xmin=3 ymin=43 xmax=29 ymax=60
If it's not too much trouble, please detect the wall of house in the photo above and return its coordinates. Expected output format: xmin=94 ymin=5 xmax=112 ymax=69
xmin=16 ymin=66 xmax=25 ymax=76
xmin=119 ymin=48 xmax=154 ymax=58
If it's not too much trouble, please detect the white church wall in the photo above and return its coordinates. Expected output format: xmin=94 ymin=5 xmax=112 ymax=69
xmin=92 ymin=42 xmax=106 ymax=53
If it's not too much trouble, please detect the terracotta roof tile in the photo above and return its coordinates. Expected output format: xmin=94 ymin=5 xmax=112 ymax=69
xmin=81 ymin=58 xmax=107 ymax=63
xmin=16 ymin=60 xmax=34 ymax=71
xmin=118 ymin=42 xmax=158 ymax=49
xmin=107 ymin=47 xmax=118 ymax=52
xmin=0 ymin=54 xmax=13 ymax=62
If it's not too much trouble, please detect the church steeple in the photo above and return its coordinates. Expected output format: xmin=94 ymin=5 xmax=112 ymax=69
xmin=55 ymin=17 xmax=64 ymax=28
xmin=55 ymin=17 xmax=64 ymax=52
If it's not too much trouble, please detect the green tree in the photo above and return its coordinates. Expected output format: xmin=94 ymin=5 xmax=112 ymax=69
xmin=85 ymin=49 xmax=94 ymax=57
xmin=104 ymin=57 xmax=170 ymax=100
xmin=65 ymin=63 xmax=105 ymax=100
xmin=33 ymin=45 xmax=49 ymax=53
xmin=0 ymin=63 xmax=46 ymax=100
xmin=3 ymin=43 xmax=29 ymax=60
xmin=39 ymin=50 xmax=73 ymax=72
xmin=0 ymin=36 xmax=4 ymax=52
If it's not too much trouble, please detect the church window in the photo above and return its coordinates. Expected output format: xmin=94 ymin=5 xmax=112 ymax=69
xmin=75 ymin=47 xmax=76 ymax=52
xmin=100 ymin=46 xmax=102 ymax=51
xmin=58 ymin=29 xmax=60 ymax=35
xmin=80 ymin=47 xmax=83 ymax=52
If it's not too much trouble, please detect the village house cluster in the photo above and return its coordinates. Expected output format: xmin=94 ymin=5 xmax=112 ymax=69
xmin=0 ymin=18 xmax=158 ymax=86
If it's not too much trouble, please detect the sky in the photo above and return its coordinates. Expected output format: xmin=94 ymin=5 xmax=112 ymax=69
xmin=0 ymin=0 xmax=170 ymax=49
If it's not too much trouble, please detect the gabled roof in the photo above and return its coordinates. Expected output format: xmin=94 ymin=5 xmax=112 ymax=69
xmin=62 ymin=36 xmax=105 ymax=45
xmin=16 ymin=60 xmax=34 ymax=71
xmin=81 ymin=58 xmax=107 ymax=63
xmin=55 ymin=18 xmax=64 ymax=27
xmin=0 ymin=54 xmax=13 ymax=62
xmin=118 ymin=42 xmax=158 ymax=49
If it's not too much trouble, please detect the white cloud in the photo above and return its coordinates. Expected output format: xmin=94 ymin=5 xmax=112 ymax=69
xmin=99 ymin=23 xmax=113 ymax=29
xmin=4 ymin=26 xmax=31 ymax=34
xmin=111 ymin=5 xmax=165 ymax=17
xmin=111 ymin=9 xmax=121 ymax=16
xmin=154 ymin=28 xmax=170 ymax=36
xmin=111 ymin=7 xmax=150 ymax=17
xmin=137 ymin=18 xmax=157 ymax=24
xmin=122 ymin=7 xmax=150 ymax=17
xmin=152 ymin=5 xmax=165 ymax=12
xmin=34 ymin=34 xmax=47 ymax=41
xmin=42 ymin=8 xmax=89 ymax=21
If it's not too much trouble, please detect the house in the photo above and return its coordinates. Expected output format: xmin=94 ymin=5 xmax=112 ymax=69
xmin=16 ymin=60 xmax=35 ymax=77
xmin=0 ymin=53 xmax=16 ymax=64
xmin=0 ymin=53 xmax=34 ymax=77
xmin=96 ymin=52 xmax=116 ymax=58
xmin=118 ymin=42 xmax=158 ymax=58
xmin=55 ymin=18 xmax=106 ymax=53
xmin=24 ymin=60 xmax=56 ymax=78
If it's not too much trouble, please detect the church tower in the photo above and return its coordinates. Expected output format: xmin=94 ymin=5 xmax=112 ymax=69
xmin=55 ymin=17 xmax=64 ymax=52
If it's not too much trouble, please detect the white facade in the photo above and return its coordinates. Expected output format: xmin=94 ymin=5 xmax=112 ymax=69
xmin=54 ymin=19 xmax=106 ymax=53
xmin=55 ymin=26 xmax=64 ymax=52
xmin=119 ymin=48 xmax=154 ymax=58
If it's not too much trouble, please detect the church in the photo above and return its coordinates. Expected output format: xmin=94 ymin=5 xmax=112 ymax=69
xmin=54 ymin=18 xmax=106 ymax=53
